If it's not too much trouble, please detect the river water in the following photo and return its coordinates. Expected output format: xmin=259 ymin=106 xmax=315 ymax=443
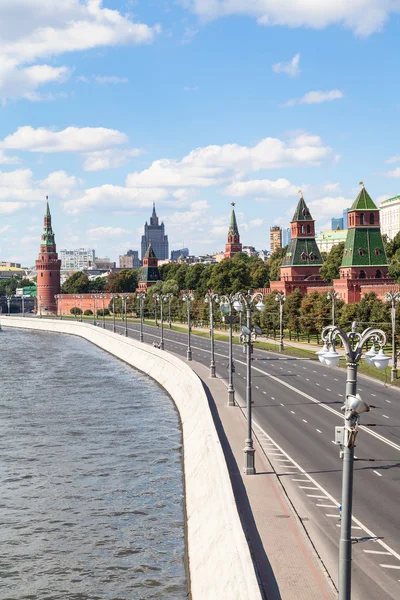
xmin=0 ymin=328 xmax=188 ymax=600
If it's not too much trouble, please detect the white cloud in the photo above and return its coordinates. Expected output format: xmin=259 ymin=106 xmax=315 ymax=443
xmin=1 ymin=125 xmax=127 ymax=153
xmin=93 ymin=75 xmax=128 ymax=84
xmin=0 ymin=149 xmax=20 ymax=165
xmin=307 ymin=196 xmax=353 ymax=223
xmin=225 ymin=178 xmax=298 ymax=197
xmin=63 ymin=185 xmax=169 ymax=215
xmin=283 ymin=89 xmax=344 ymax=107
xmin=0 ymin=224 xmax=11 ymax=233
xmin=249 ymin=218 xmax=264 ymax=227
xmin=385 ymin=156 xmax=400 ymax=164
xmin=40 ymin=170 xmax=78 ymax=198
xmin=272 ymin=53 xmax=301 ymax=77
xmin=0 ymin=0 xmax=160 ymax=101
xmin=0 ymin=202 xmax=31 ymax=214
xmin=126 ymin=133 xmax=333 ymax=188
xmin=183 ymin=1 xmax=395 ymax=36
xmin=88 ymin=226 xmax=130 ymax=239
xmin=384 ymin=167 xmax=400 ymax=178
xmin=82 ymin=148 xmax=142 ymax=171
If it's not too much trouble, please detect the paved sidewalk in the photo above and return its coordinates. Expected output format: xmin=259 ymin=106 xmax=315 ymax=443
xmin=189 ymin=360 xmax=336 ymax=600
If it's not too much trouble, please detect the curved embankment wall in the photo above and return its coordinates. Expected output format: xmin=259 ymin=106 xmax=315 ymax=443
xmin=3 ymin=317 xmax=262 ymax=600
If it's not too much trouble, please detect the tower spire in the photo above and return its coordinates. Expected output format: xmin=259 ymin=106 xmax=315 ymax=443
xmin=224 ymin=202 xmax=242 ymax=258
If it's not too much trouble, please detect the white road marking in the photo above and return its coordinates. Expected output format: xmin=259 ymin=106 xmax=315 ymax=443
xmin=271 ymin=396 xmax=275 ymax=400
xmin=380 ymin=564 xmax=400 ymax=570
xmin=371 ymin=394 xmax=376 ymax=397
xmin=383 ymin=415 xmax=389 ymax=419
xmin=253 ymin=422 xmax=400 ymax=562
xmin=373 ymin=470 xmax=382 ymax=477
xmin=327 ymin=388 xmax=331 ymax=392
xmin=263 ymin=391 xmax=267 ymax=394
xmin=292 ymin=479 xmax=309 ymax=482
xmin=386 ymin=399 xmax=391 ymax=403
xmin=255 ymin=385 xmax=259 ymax=389
xmin=316 ymin=383 xmax=320 ymax=386
xmin=326 ymin=514 xmax=339 ymax=518
xmin=299 ymin=486 xmax=319 ymax=490
xmin=363 ymin=550 xmax=391 ymax=555
xmin=306 ymin=378 xmax=310 ymax=381
xmin=316 ymin=429 xmax=322 ymax=433
xmin=316 ymin=504 xmax=337 ymax=508
xmin=307 ymin=494 xmax=328 ymax=498
xmin=290 ymin=410 xmax=295 ymax=414
xmin=280 ymin=403 xmax=284 ymax=406
xmin=303 ymin=419 xmax=308 ymax=423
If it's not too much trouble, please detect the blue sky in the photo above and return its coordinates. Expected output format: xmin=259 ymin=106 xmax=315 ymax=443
xmin=1 ymin=0 xmax=400 ymax=265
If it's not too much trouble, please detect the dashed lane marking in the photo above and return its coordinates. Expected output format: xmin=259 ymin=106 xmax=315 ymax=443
xmin=379 ymin=565 xmax=400 ymax=570
xmin=303 ymin=419 xmax=308 ymax=423
xmin=316 ymin=429 xmax=322 ymax=433
xmin=316 ymin=504 xmax=337 ymax=508
xmin=373 ymin=470 xmax=382 ymax=477
xmin=290 ymin=410 xmax=295 ymax=414
xmin=299 ymin=486 xmax=319 ymax=490
xmin=383 ymin=415 xmax=389 ymax=419
xmin=363 ymin=550 xmax=391 ymax=555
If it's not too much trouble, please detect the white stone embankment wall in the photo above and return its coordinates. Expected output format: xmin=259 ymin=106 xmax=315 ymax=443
xmin=3 ymin=317 xmax=262 ymax=600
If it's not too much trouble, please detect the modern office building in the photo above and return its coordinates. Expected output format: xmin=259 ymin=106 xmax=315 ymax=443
xmin=171 ymin=248 xmax=189 ymax=262
xmin=282 ymin=227 xmax=291 ymax=247
xmin=141 ymin=204 xmax=169 ymax=260
xmin=270 ymin=226 xmax=282 ymax=253
xmin=331 ymin=217 xmax=344 ymax=230
xmin=380 ymin=194 xmax=400 ymax=239
xmin=119 ymin=250 xmax=141 ymax=269
xmin=60 ymin=248 xmax=95 ymax=272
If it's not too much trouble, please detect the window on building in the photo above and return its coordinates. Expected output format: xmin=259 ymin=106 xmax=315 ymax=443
xmin=301 ymin=225 xmax=305 ymax=234
xmin=370 ymin=213 xmax=375 ymax=225
xmin=301 ymin=252 xmax=308 ymax=260
xmin=359 ymin=270 xmax=366 ymax=279
xmin=309 ymin=252 xmax=315 ymax=260
xmin=358 ymin=248 xmax=365 ymax=256
xmin=307 ymin=224 xmax=311 ymax=234
xmin=360 ymin=213 xmax=365 ymax=225
xmin=41 ymin=272 xmax=43 ymax=277
xmin=375 ymin=248 xmax=381 ymax=256
xmin=376 ymin=270 xmax=382 ymax=278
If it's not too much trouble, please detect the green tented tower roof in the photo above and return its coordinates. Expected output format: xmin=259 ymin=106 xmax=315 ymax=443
xmin=350 ymin=185 xmax=377 ymax=211
xmin=282 ymin=238 xmax=323 ymax=267
xmin=292 ymin=196 xmax=313 ymax=222
xmin=144 ymin=241 xmax=157 ymax=259
xmin=228 ymin=205 xmax=239 ymax=236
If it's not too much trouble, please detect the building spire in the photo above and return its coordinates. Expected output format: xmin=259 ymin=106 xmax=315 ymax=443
xmin=45 ymin=195 xmax=51 ymax=218
xmin=228 ymin=203 xmax=239 ymax=236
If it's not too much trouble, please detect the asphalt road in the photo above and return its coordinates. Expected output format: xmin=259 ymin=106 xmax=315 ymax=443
xmin=102 ymin=319 xmax=400 ymax=599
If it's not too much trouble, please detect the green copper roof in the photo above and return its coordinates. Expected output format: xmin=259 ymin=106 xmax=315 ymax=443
xmin=45 ymin=198 xmax=51 ymax=217
xmin=350 ymin=186 xmax=377 ymax=211
xmin=292 ymin=196 xmax=313 ymax=222
xmin=41 ymin=198 xmax=56 ymax=247
xmin=341 ymin=228 xmax=388 ymax=267
xmin=228 ymin=206 xmax=239 ymax=236
xmin=139 ymin=266 xmax=160 ymax=283
xmin=282 ymin=238 xmax=323 ymax=267
xmin=144 ymin=241 xmax=157 ymax=259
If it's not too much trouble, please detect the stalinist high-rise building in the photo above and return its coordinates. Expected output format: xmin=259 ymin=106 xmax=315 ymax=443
xmin=141 ymin=204 xmax=169 ymax=260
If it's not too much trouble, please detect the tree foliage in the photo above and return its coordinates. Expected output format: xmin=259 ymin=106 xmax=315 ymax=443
xmin=319 ymin=242 xmax=344 ymax=283
xmin=266 ymin=246 xmax=287 ymax=281
xmin=105 ymin=269 xmax=138 ymax=293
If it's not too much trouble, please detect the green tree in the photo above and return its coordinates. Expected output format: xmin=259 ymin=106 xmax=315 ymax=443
xmin=208 ymin=257 xmax=251 ymax=294
xmin=0 ymin=277 xmax=19 ymax=296
xmin=162 ymin=279 xmax=179 ymax=295
xmin=266 ymin=246 xmax=287 ymax=281
xmin=388 ymin=248 xmax=400 ymax=281
xmin=319 ymin=242 xmax=345 ymax=283
xmin=106 ymin=269 xmax=138 ymax=293
xmin=70 ymin=307 xmax=82 ymax=315
xmin=284 ymin=288 xmax=303 ymax=333
xmin=88 ymin=277 xmax=106 ymax=292
xmin=383 ymin=231 xmax=400 ymax=260
xmin=84 ymin=309 xmax=93 ymax=316
xmin=62 ymin=272 xmax=90 ymax=293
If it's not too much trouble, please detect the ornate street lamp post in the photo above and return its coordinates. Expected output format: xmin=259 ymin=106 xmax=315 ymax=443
xmin=182 ymin=292 xmax=194 ymax=361
xmin=137 ymin=292 xmax=146 ymax=342
xmin=165 ymin=292 xmax=173 ymax=328
xmin=275 ymin=292 xmax=286 ymax=352
xmin=153 ymin=294 xmax=166 ymax=350
xmin=99 ymin=294 xmax=107 ymax=328
xmin=205 ymin=291 xmax=219 ymax=377
xmin=112 ymin=294 xmax=119 ymax=333
xmin=91 ymin=294 xmax=98 ymax=325
xmin=77 ymin=294 xmax=83 ymax=322
xmin=121 ymin=296 xmax=128 ymax=337
xmin=220 ymin=294 xmax=238 ymax=406
xmin=38 ymin=295 xmax=42 ymax=318
xmin=327 ymin=290 xmax=340 ymax=326
xmin=6 ymin=295 xmax=11 ymax=316
xmin=385 ymin=291 xmax=400 ymax=381
xmin=319 ymin=322 xmax=389 ymax=600
xmin=55 ymin=294 xmax=62 ymax=320
xmin=233 ymin=291 xmax=264 ymax=475
xmin=73 ymin=294 xmax=78 ymax=319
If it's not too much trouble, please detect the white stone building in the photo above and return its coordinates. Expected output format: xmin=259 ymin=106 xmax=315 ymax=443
xmin=59 ymin=248 xmax=95 ymax=272
xmin=380 ymin=195 xmax=400 ymax=239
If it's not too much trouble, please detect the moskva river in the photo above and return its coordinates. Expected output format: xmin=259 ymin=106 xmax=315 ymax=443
xmin=0 ymin=328 xmax=187 ymax=599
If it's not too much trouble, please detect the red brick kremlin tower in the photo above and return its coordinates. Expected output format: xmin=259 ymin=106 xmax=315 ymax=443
xmin=35 ymin=198 xmax=61 ymax=314
xmin=137 ymin=241 xmax=160 ymax=292
xmin=224 ymin=203 xmax=243 ymax=258
xmin=270 ymin=191 xmax=326 ymax=295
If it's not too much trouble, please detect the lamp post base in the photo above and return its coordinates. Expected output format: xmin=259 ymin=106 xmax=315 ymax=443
xmin=279 ymin=342 xmax=284 ymax=353
xmin=243 ymin=442 xmax=256 ymax=475
xmin=140 ymin=334 xmax=144 ymax=343
xmin=160 ymin=340 xmax=164 ymax=350
xmin=391 ymin=368 xmax=398 ymax=381
xmin=227 ymin=386 xmax=235 ymax=406
xmin=210 ymin=363 xmax=216 ymax=378
xmin=187 ymin=348 xmax=192 ymax=361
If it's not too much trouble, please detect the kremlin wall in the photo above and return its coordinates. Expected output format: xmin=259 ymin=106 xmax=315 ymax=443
xmin=34 ymin=185 xmax=399 ymax=315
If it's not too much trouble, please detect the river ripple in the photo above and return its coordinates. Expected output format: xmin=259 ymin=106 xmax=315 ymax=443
xmin=0 ymin=328 xmax=187 ymax=599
